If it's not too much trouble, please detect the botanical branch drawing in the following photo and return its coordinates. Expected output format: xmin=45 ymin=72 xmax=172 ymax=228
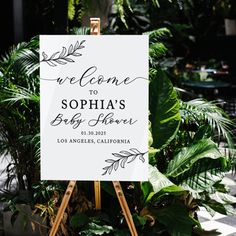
xmin=102 ymin=148 xmax=147 ymax=175
xmin=41 ymin=40 xmax=86 ymax=67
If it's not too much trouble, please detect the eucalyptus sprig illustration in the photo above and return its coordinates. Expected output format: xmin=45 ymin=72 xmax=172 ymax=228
xmin=102 ymin=148 xmax=147 ymax=176
xmin=41 ymin=40 xmax=86 ymax=67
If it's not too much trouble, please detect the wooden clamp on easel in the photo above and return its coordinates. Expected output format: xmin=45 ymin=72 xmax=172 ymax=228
xmin=49 ymin=18 xmax=138 ymax=236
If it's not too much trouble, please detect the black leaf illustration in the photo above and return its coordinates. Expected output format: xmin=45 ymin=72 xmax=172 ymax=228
xmin=68 ymin=44 xmax=73 ymax=54
xmin=120 ymin=158 xmax=128 ymax=168
xmin=102 ymin=148 xmax=147 ymax=176
xmin=127 ymin=155 xmax=137 ymax=163
xmin=50 ymin=51 xmax=60 ymax=59
xmin=56 ymin=59 xmax=67 ymax=65
xmin=46 ymin=61 xmax=56 ymax=67
xmin=112 ymin=153 xmax=124 ymax=158
xmin=120 ymin=150 xmax=132 ymax=155
xmin=130 ymin=148 xmax=140 ymax=154
xmin=64 ymin=58 xmax=74 ymax=62
xmin=73 ymin=52 xmax=82 ymax=56
xmin=108 ymin=166 xmax=113 ymax=175
xmin=42 ymin=52 xmax=48 ymax=60
xmin=74 ymin=41 xmax=80 ymax=50
xmin=138 ymin=154 xmax=145 ymax=163
xmin=40 ymin=40 xmax=86 ymax=67
xmin=114 ymin=162 xmax=119 ymax=171
xmin=59 ymin=47 xmax=67 ymax=58
xmin=105 ymin=159 xmax=115 ymax=163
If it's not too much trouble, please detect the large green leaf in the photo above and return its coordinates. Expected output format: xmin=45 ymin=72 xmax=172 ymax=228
xmin=70 ymin=213 xmax=89 ymax=229
xmin=166 ymin=139 xmax=223 ymax=178
xmin=179 ymin=158 xmax=226 ymax=193
xmin=150 ymin=203 xmax=198 ymax=236
xmin=209 ymin=192 xmax=236 ymax=205
xmin=148 ymin=165 xmax=173 ymax=192
xmin=149 ymin=69 xmax=180 ymax=150
xmin=181 ymin=170 xmax=225 ymax=196
xmin=203 ymin=202 xmax=236 ymax=216
xmin=142 ymin=165 xmax=185 ymax=204
xmin=79 ymin=222 xmax=113 ymax=236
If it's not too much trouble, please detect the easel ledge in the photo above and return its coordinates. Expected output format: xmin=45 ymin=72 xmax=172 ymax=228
xmin=49 ymin=18 xmax=138 ymax=236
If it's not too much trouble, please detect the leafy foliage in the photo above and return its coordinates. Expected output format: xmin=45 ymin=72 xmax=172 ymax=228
xmin=0 ymin=38 xmax=40 ymax=190
xmin=106 ymin=0 xmax=150 ymax=34
xmin=1 ymin=36 xmax=39 ymax=76
xmin=149 ymin=69 xmax=181 ymax=150
xmin=166 ymin=139 xmax=223 ymax=178
xmin=180 ymin=99 xmax=235 ymax=150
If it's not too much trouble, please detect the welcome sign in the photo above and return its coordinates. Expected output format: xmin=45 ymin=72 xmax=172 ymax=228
xmin=40 ymin=35 xmax=148 ymax=181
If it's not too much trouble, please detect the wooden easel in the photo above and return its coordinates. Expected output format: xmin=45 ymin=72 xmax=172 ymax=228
xmin=49 ymin=18 xmax=138 ymax=236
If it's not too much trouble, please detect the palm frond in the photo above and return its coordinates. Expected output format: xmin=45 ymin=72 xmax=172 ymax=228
xmin=149 ymin=42 xmax=168 ymax=65
xmin=180 ymin=99 xmax=235 ymax=151
xmin=2 ymin=86 xmax=39 ymax=105
xmin=0 ymin=36 xmax=39 ymax=77
xmin=144 ymin=28 xmax=172 ymax=67
xmin=114 ymin=0 xmax=129 ymax=28
xmin=31 ymin=133 xmax=40 ymax=162
xmin=144 ymin=28 xmax=172 ymax=44
xmin=12 ymin=48 xmax=39 ymax=76
xmin=70 ymin=26 xmax=90 ymax=35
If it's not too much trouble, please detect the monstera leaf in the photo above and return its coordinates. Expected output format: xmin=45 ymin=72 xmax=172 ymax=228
xmin=149 ymin=69 xmax=180 ymax=150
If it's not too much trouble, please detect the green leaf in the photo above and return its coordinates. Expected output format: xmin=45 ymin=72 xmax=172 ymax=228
xmin=142 ymin=165 xmax=185 ymax=204
xmin=145 ymin=28 xmax=172 ymax=44
xmin=101 ymin=182 xmax=116 ymax=197
xmin=166 ymin=139 xmax=222 ymax=178
xmin=148 ymin=165 xmax=174 ymax=193
xmin=180 ymin=99 xmax=235 ymax=154
xmin=141 ymin=181 xmax=153 ymax=204
xmin=153 ymin=185 xmax=186 ymax=202
xmin=79 ymin=222 xmax=113 ymax=236
xmin=203 ymin=202 xmax=236 ymax=216
xmin=133 ymin=213 xmax=147 ymax=227
xmin=209 ymin=192 xmax=236 ymax=205
xmin=149 ymin=69 xmax=180 ymax=150
xmin=149 ymin=42 xmax=168 ymax=63
xmin=151 ymin=203 xmax=198 ymax=236
xmin=68 ymin=0 xmax=76 ymax=20
xmin=180 ymin=158 xmax=226 ymax=194
xmin=181 ymin=168 xmax=225 ymax=194
xmin=70 ymin=213 xmax=89 ymax=230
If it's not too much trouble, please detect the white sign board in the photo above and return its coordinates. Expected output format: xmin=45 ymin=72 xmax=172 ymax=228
xmin=40 ymin=35 xmax=148 ymax=181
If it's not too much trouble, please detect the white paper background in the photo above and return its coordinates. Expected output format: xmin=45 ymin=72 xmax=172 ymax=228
xmin=40 ymin=35 xmax=148 ymax=181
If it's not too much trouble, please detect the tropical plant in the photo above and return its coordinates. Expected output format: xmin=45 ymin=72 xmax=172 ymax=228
xmin=0 ymin=37 xmax=40 ymax=191
xmin=107 ymin=0 xmax=151 ymax=34
xmin=145 ymin=27 xmax=236 ymax=235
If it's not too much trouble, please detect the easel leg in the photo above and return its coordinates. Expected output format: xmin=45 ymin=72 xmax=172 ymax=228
xmin=49 ymin=180 xmax=76 ymax=236
xmin=94 ymin=181 xmax=101 ymax=209
xmin=113 ymin=181 xmax=138 ymax=236
xmin=90 ymin=17 xmax=102 ymax=211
